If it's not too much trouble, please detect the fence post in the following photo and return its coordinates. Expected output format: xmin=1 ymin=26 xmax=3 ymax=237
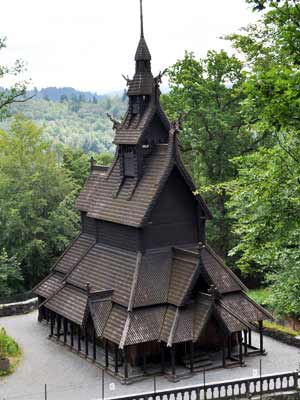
xmin=45 ymin=384 xmax=47 ymax=400
xmin=293 ymin=371 xmax=299 ymax=391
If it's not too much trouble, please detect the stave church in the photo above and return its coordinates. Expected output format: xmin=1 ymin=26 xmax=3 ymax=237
xmin=34 ymin=0 xmax=271 ymax=382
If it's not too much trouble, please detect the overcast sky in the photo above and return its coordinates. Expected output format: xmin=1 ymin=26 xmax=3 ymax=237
xmin=1 ymin=0 xmax=258 ymax=93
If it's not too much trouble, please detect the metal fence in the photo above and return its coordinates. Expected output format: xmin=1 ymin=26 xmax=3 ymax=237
xmin=1 ymin=370 xmax=299 ymax=400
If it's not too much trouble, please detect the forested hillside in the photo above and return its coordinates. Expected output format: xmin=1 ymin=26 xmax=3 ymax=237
xmin=0 ymin=92 xmax=127 ymax=153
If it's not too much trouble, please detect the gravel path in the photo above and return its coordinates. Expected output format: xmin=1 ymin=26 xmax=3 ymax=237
xmin=0 ymin=311 xmax=299 ymax=400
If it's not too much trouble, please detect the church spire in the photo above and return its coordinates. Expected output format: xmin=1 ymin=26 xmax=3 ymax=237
xmin=128 ymin=0 xmax=153 ymax=95
xmin=140 ymin=0 xmax=144 ymax=38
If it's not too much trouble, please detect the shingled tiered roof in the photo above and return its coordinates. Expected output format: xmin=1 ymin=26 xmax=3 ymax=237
xmin=34 ymin=0 xmax=271 ymax=356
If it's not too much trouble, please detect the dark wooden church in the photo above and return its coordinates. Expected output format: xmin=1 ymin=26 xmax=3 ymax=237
xmin=34 ymin=1 xmax=271 ymax=382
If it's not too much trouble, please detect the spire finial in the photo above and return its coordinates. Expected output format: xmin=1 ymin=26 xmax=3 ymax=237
xmin=140 ymin=0 xmax=144 ymax=38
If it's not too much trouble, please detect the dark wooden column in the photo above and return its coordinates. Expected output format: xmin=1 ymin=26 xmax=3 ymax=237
xmin=70 ymin=321 xmax=74 ymax=348
xmin=77 ymin=326 xmax=81 ymax=352
xmin=46 ymin=308 xmax=50 ymax=323
xmin=171 ymin=346 xmax=176 ymax=377
xmin=161 ymin=343 xmax=165 ymax=374
xmin=243 ymin=330 xmax=248 ymax=356
xmin=56 ymin=314 xmax=61 ymax=340
xmin=259 ymin=321 xmax=264 ymax=354
xmin=63 ymin=318 xmax=67 ymax=345
xmin=114 ymin=344 xmax=119 ymax=374
xmin=92 ymin=328 xmax=97 ymax=361
xmin=248 ymin=328 xmax=252 ymax=347
xmin=124 ymin=347 xmax=128 ymax=380
xmin=238 ymin=332 xmax=243 ymax=365
xmin=84 ymin=325 xmax=89 ymax=357
xmin=50 ymin=311 xmax=54 ymax=337
xmin=189 ymin=341 xmax=194 ymax=373
xmin=222 ymin=337 xmax=227 ymax=368
xmin=38 ymin=304 xmax=43 ymax=322
xmin=228 ymin=334 xmax=232 ymax=359
xmin=105 ymin=339 xmax=109 ymax=369
xmin=142 ymin=352 xmax=147 ymax=374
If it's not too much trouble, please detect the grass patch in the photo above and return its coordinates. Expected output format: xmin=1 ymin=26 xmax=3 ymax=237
xmin=263 ymin=321 xmax=300 ymax=337
xmin=248 ymin=288 xmax=271 ymax=307
xmin=0 ymin=327 xmax=22 ymax=377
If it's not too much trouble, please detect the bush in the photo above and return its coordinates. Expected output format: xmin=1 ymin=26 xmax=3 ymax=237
xmin=0 ymin=327 xmax=21 ymax=358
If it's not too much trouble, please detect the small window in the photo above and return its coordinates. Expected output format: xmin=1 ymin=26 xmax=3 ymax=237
xmin=124 ymin=152 xmax=136 ymax=177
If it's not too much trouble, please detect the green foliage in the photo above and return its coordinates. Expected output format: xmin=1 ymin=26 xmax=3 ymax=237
xmin=0 ymin=116 xmax=79 ymax=288
xmin=1 ymin=95 xmax=127 ymax=153
xmin=0 ymin=328 xmax=21 ymax=358
xmin=263 ymin=321 xmax=300 ymax=337
xmin=0 ymin=249 xmax=23 ymax=297
xmin=61 ymin=147 xmax=113 ymax=189
xmin=0 ymin=37 xmax=30 ymax=120
xmin=247 ymin=288 xmax=272 ymax=308
xmin=226 ymin=1 xmax=300 ymax=316
xmin=163 ymin=50 xmax=262 ymax=256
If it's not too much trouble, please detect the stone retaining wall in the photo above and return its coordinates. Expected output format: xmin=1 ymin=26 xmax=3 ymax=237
xmin=261 ymin=327 xmax=300 ymax=348
xmin=0 ymin=297 xmax=38 ymax=317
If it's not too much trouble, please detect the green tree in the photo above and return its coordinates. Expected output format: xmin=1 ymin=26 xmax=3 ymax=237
xmin=61 ymin=147 xmax=114 ymax=189
xmin=0 ymin=249 xmax=24 ymax=297
xmin=0 ymin=116 xmax=79 ymax=288
xmin=0 ymin=37 xmax=31 ymax=120
xmin=163 ymin=50 xmax=263 ymax=256
xmin=226 ymin=0 xmax=300 ymax=315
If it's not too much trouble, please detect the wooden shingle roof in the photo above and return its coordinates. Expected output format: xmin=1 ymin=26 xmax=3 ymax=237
xmin=34 ymin=272 xmax=64 ymax=299
xmin=200 ymin=245 xmax=247 ymax=294
xmin=43 ymin=284 xmax=88 ymax=326
xmin=221 ymin=292 xmax=272 ymax=323
xmin=168 ymin=248 xmax=200 ymax=306
xmin=53 ymin=234 xmax=95 ymax=274
xmin=77 ymin=134 xmax=211 ymax=227
xmin=66 ymin=243 xmax=137 ymax=307
xmin=114 ymin=98 xmax=170 ymax=145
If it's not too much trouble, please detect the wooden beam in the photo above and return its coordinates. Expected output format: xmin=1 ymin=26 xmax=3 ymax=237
xmin=142 ymin=352 xmax=147 ymax=374
xmin=50 ymin=311 xmax=54 ymax=337
xmin=248 ymin=328 xmax=252 ymax=347
xmin=124 ymin=347 xmax=128 ymax=380
xmin=63 ymin=318 xmax=67 ymax=345
xmin=85 ymin=326 xmax=89 ymax=357
xmin=244 ymin=330 xmax=248 ymax=356
xmin=259 ymin=321 xmax=264 ymax=354
xmin=105 ymin=340 xmax=109 ymax=369
xmin=238 ymin=332 xmax=243 ymax=365
xmin=56 ymin=314 xmax=61 ymax=340
xmin=171 ymin=346 xmax=176 ymax=377
xmin=70 ymin=322 xmax=74 ymax=348
xmin=190 ymin=341 xmax=194 ymax=373
xmin=93 ymin=328 xmax=97 ymax=361
xmin=78 ymin=326 xmax=81 ymax=353
xmin=114 ymin=344 xmax=119 ymax=374
xmin=228 ymin=334 xmax=232 ymax=359
xmin=222 ymin=337 xmax=227 ymax=368
xmin=161 ymin=343 xmax=165 ymax=374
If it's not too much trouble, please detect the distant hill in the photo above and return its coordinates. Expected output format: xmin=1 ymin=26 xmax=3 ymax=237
xmin=27 ymin=87 xmax=108 ymax=102
xmin=1 ymin=89 xmax=128 ymax=153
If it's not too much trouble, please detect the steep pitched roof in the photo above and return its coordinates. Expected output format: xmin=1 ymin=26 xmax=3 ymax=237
xmin=77 ymin=134 xmax=211 ymax=227
xmin=53 ymin=234 xmax=95 ymax=274
xmin=200 ymin=244 xmax=247 ymax=293
xmin=43 ymin=284 xmax=88 ymax=326
xmin=66 ymin=243 xmax=138 ymax=307
xmin=114 ymin=97 xmax=170 ymax=145
xmin=167 ymin=248 xmax=200 ymax=306
xmin=221 ymin=292 xmax=272 ymax=322
xmin=33 ymin=272 xmax=64 ymax=299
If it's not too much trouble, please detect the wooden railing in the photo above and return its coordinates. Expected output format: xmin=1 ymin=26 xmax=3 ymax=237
xmin=107 ymin=371 xmax=299 ymax=400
